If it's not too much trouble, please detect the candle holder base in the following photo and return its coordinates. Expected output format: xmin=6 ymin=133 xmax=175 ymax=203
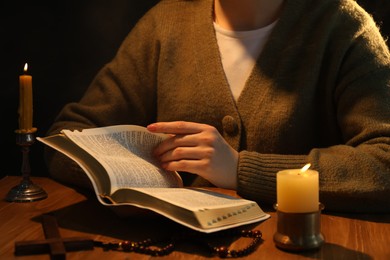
xmin=273 ymin=204 xmax=325 ymax=251
xmin=6 ymin=178 xmax=47 ymax=202
xmin=6 ymin=129 xmax=47 ymax=202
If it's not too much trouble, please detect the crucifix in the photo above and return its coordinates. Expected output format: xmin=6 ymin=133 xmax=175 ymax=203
xmin=14 ymin=214 xmax=94 ymax=259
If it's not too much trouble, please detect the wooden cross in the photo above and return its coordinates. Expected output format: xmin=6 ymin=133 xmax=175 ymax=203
xmin=14 ymin=214 xmax=94 ymax=259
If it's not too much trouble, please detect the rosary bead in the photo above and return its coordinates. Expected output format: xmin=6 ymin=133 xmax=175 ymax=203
xmin=253 ymin=230 xmax=262 ymax=238
xmin=137 ymin=245 xmax=146 ymax=252
xmin=141 ymin=238 xmax=152 ymax=245
xmin=215 ymin=246 xmax=229 ymax=258
xmin=241 ymin=230 xmax=250 ymax=236
xmin=230 ymin=250 xmax=238 ymax=257
xmin=120 ymin=241 xmax=136 ymax=252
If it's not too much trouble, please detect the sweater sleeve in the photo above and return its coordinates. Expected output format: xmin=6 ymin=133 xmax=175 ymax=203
xmin=237 ymin=152 xmax=307 ymax=208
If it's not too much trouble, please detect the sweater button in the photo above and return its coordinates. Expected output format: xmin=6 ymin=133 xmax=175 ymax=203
xmin=222 ymin=115 xmax=238 ymax=136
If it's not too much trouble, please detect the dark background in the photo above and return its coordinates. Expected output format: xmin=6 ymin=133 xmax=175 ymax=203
xmin=0 ymin=0 xmax=389 ymax=180
xmin=0 ymin=0 xmax=159 ymax=179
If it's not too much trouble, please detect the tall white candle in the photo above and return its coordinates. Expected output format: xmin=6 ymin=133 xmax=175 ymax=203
xmin=276 ymin=164 xmax=319 ymax=213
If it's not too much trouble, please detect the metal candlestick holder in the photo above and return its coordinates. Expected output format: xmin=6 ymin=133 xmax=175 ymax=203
xmin=6 ymin=128 xmax=48 ymax=202
xmin=273 ymin=204 xmax=325 ymax=251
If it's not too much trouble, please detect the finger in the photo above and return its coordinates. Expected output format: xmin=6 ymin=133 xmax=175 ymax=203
xmin=153 ymin=134 xmax=198 ymax=156
xmin=161 ymin=158 xmax=210 ymax=175
xmin=147 ymin=121 xmax=205 ymax=135
xmin=158 ymin=146 xmax=214 ymax=163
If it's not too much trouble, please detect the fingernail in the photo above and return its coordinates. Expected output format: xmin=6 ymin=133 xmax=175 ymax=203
xmin=147 ymin=124 xmax=157 ymax=131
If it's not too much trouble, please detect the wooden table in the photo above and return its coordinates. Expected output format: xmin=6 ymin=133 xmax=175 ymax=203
xmin=1 ymin=176 xmax=389 ymax=259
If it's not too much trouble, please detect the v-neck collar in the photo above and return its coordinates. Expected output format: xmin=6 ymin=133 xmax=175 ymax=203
xmin=188 ymin=0 xmax=305 ymax=117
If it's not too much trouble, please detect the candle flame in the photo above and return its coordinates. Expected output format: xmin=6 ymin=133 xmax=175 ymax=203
xmin=23 ymin=63 xmax=28 ymax=73
xmin=300 ymin=163 xmax=311 ymax=173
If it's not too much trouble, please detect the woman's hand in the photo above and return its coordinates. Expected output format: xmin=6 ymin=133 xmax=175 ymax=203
xmin=147 ymin=121 xmax=238 ymax=189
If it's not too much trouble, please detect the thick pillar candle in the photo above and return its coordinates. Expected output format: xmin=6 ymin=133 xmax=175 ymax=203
xmin=18 ymin=63 xmax=33 ymax=131
xmin=277 ymin=164 xmax=319 ymax=213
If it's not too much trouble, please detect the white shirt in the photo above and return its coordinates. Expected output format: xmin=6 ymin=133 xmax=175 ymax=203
xmin=214 ymin=20 xmax=278 ymax=101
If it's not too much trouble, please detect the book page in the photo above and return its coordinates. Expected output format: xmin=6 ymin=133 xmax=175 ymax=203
xmin=111 ymin=187 xmax=270 ymax=233
xmin=130 ymin=188 xmax=250 ymax=210
xmin=37 ymin=134 xmax=111 ymax=195
xmin=62 ymin=125 xmax=183 ymax=193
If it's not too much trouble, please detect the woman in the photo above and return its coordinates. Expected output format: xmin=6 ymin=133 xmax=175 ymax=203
xmin=45 ymin=0 xmax=390 ymax=212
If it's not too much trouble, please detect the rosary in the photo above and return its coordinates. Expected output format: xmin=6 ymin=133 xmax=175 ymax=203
xmin=94 ymin=228 xmax=263 ymax=258
xmin=15 ymin=214 xmax=263 ymax=258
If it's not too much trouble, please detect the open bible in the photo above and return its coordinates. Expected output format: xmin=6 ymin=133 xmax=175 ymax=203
xmin=37 ymin=125 xmax=270 ymax=233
